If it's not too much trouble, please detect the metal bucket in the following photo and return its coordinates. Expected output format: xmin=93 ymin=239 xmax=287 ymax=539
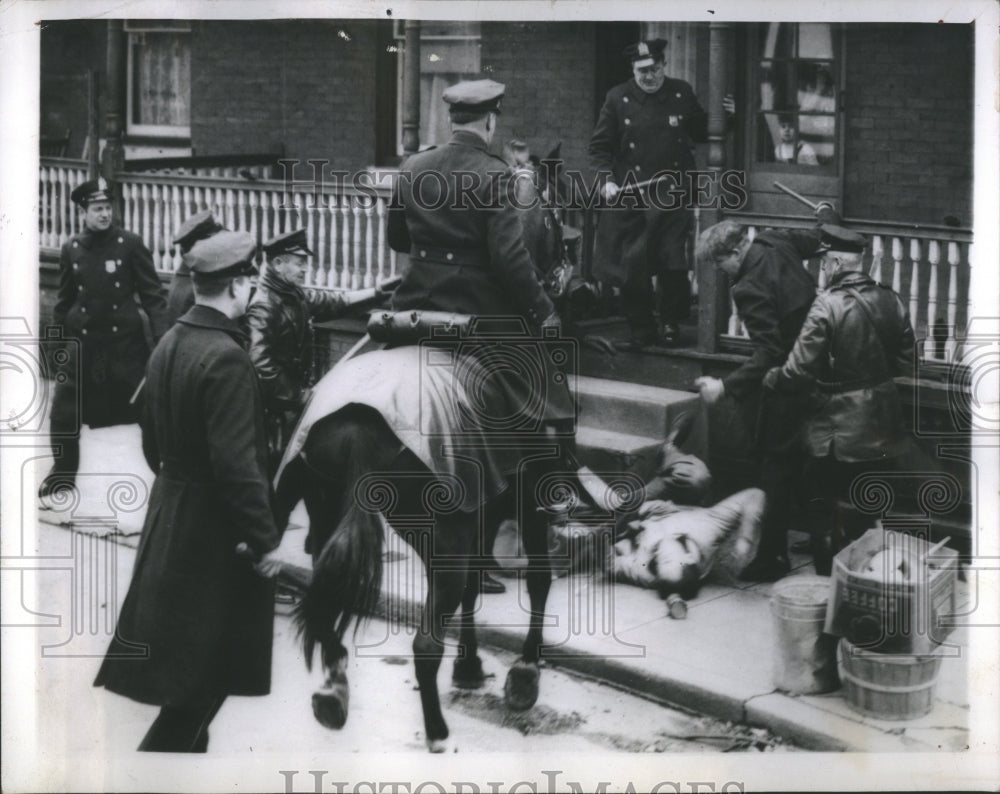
xmin=838 ymin=638 xmax=942 ymax=720
xmin=770 ymin=575 xmax=840 ymax=694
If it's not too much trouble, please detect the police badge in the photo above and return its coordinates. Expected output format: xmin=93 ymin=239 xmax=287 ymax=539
xmin=105 ymin=260 xmax=117 ymax=273
xmin=668 ymin=115 xmax=679 ymax=127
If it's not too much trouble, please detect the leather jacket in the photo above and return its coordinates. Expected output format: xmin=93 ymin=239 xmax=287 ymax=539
xmin=246 ymin=269 xmax=349 ymax=410
xmin=767 ymin=270 xmax=915 ymax=461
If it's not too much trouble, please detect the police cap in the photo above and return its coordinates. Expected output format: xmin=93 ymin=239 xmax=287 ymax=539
xmin=442 ymin=79 xmax=505 ymax=116
xmin=263 ymin=227 xmax=313 ymax=258
xmin=186 ymin=231 xmax=259 ymax=280
xmin=625 ymin=39 xmax=667 ymax=68
xmin=174 ymin=210 xmax=224 ymax=254
xmin=70 ymin=177 xmax=112 ymax=207
xmin=819 ymin=224 xmax=867 ymax=254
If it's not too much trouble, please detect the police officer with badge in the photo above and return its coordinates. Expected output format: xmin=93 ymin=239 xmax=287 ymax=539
xmin=589 ymin=39 xmax=732 ymax=348
xmin=40 ymin=178 xmax=168 ymax=499
xmin=387 ymin=79 xmax=575 ymax=596
xmin=763 ymin=228 xmax=915 ymax=574
xmin=246 ymin=228 xmax=385 ymax=471
xmin=94 ymin=231 xmax=282 ymax=753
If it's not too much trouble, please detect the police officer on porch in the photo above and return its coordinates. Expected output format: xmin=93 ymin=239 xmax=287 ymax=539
xmin=589 ymin=39 xmax=733 ymax=348
xmin=39 ymin=178 xmax=168 ymax=500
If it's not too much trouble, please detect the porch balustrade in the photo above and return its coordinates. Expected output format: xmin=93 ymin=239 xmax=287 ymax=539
xmin=39 ymin=157 xmax=397 ymax=291
xmin=720 ymin=214 xmax=973 ymax=362
xmin=39 ymin=159 xmax=972 ymax=361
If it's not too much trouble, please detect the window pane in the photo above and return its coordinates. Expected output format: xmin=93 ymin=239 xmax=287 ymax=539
xmin=798 ymin=24 xmax=834 ymax=59
xmin=757 ymin=112 xmax=824 ymax=166
xmin=797 ymin=62 xmax=837 ymax=113
xmin=758 ymin=61 xmax=799 ymax=112
xmin=758 ymin=22 xmax=796 ymax=61
xmin=132 ymin=33 xmax=190 ymax=128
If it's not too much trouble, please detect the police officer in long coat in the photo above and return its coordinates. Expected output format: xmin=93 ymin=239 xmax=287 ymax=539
xmin=387 ymin=79 xmax=575 ymax=595
xmin=40 ymin=179 xmax=168 ymax=498
xmin=589 ymin=39 xmax=727 ymax=347
xmin=694 ymin=204 xmax=842 ymax=580
xmin=94 ymin=231 xmax=282 ymax=752
xmin=763 ymin=232 xmax=915 ymax=573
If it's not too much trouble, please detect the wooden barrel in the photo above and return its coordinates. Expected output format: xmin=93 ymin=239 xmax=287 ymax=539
xmin=838 ymin=638 xmax=942 ymax=720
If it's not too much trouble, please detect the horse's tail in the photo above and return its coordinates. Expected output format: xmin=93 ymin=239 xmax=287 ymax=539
xmin=293 ymin=407 xmax=391 ymax=671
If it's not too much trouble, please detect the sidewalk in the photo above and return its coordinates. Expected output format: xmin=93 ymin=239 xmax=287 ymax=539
xmin=36 ymin=422 xmax=970 ymax=753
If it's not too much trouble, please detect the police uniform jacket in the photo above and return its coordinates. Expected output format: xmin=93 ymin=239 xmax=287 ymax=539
xmin=722 ymin=228 xmax=822 ymax=402
xmin=387 ymin=130 xmax=574 ymax=428
xmin=769 ymin=270 xmax=915 ymax=462
xmin=246 ymin=268 xmax=350 ymax=410
xmin=588 ymin=77 xmax=708 ymax=281
xmin=94 ymin=305 xmax=281 ymax=706
xmin=53 ymin=225 xmax=168 ymax=427
xmin=388 ymin=129 xmax=555 ymax=327
xmin=165 ymin=262 xmax=195 ymax=326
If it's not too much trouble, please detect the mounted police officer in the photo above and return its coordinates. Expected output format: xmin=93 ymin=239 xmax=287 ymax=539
xmin=40 ymin=178 xmax=168 ymax=500
xmin=589 ymin=39 xmax=733 ymax=348
xmin=387 ymin=78 xmax=575 ymax=595
xmin=94 ymin=231 xmax=283 ymax=753
xmin=246 ymin=228 xmax=386 ymax=472
xmin=763 ymin=229 xmax=915 ymax=574
xmin=165 ymin=209 xmax=225 ymax=325
xmin=694 ymin=203 xmax=842 ymax=581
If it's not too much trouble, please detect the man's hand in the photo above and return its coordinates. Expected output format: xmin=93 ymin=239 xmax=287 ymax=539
xmin=694 ymin=375 xmax=725 ymax=405
xmin=814 ymin=201 xmax=840 ymax=225
xmin=254 ymin=550 xmax=284 ymax=579
xmin=762 ymin=367 xmax=780 ymax=391
xmin=602 ymin=181 xmax=620 ymax=202
xmin=235 ymin=542 xmax=284 ymax=578
xmin=722 ymin=94 xmax=736 ymax=115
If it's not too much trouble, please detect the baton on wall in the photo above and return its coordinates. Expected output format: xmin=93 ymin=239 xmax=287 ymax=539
xmin=772 ymin=180 xmax=820 ymax=211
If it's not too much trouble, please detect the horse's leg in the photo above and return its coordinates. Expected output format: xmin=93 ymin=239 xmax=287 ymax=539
xmin=452 ymin=492 xmax=509 ymax=689
xmin=451 ymin=574 xmax=486 ymax=689
xmin=411 ymin=519 xmax=469 ymax=752
xmin=504 ymin=453 xmax=558 ymax=711
xmin=312 ymin=640 xmax=350 ymax=730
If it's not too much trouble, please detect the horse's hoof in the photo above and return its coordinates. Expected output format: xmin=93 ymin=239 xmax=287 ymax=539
xmin=426 ymin=737 xmax=452 ymax=753
xmin=452 ymin=656 xmax=487 ymax=690
xmin=503 ymin=661 xmax=540 ymax=711
xmin=312 ymin=684 xmax=349 ymax=730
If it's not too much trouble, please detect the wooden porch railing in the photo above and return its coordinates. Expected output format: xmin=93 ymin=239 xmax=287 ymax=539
xmin=720 ymin=214 xmax=973 ymax=362
xmin=39 ymin=157 xmax=398 ymax=291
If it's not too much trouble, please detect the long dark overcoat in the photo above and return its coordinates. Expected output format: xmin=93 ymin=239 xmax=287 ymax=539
xmin=94 ymin=305 xmax=281 ymax=707
xmin=53 ymin=225 xmax=168 ymax=427
xmin=588 ymin=77 xmax=708 ymax=283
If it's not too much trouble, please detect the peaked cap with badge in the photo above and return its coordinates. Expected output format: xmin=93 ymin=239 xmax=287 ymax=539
xmin=71 ymin=177 xmax=113 ymax=207
xmin=263 ymin=227 xmax=313 ymax=258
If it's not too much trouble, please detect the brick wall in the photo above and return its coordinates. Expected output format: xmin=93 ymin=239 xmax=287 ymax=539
xmin=190 ymin=20 xmax=378 ymax=171
xmin=844 ymin=24 xmax=973 ymax=225
xmin=481 ymin=22 xmax=597 ymax=177
xmin=39 ymin=20 xmax=108 ymax=159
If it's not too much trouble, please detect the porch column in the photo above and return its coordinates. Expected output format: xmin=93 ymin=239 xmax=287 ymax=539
xmin=102 ymin=20 xmax=126 ymax=213
xmin=401 ymin=21 xmax=421 ymax=155
xmin=696 ymin=21 xmax=733 ymax=354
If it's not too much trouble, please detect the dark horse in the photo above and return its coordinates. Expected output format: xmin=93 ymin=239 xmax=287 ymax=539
xmin=274 ymin=145 xmax=586 ymax=752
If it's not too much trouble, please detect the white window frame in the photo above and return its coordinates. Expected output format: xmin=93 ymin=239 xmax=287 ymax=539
xmin=124 ymin=20 xmax=192 ymax=139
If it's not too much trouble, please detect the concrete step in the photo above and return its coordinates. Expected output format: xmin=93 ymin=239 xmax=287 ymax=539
xmin=572 ymin=374 xmax=698 ymax=440
xmin=574 ymin=425 xmax=663 ymax=485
